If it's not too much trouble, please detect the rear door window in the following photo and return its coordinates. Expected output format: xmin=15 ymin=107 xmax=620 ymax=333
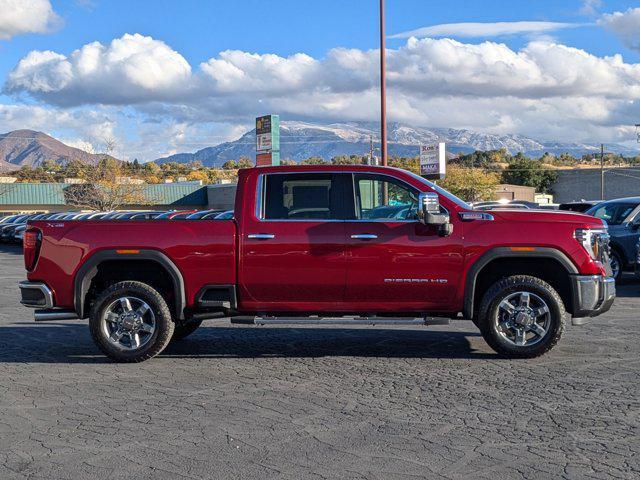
xmin=263 ymin=173 xmax=346 ymax=220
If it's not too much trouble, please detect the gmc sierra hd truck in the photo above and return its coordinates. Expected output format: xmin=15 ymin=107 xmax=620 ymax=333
xmin=19 ymin=165 xmax=615 ymax=362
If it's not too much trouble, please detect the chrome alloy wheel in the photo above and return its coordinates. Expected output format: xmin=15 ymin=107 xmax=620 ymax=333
xmin=609 ymin=253 xmax=620 ymax=280
xmin=101 ymin=296 xmax=156 ymax=350
xmin=494 ymin=291 xmax=551 ymax=347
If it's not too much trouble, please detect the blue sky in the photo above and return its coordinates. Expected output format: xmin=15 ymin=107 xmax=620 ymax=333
xmin=1 ymin=0 xmax=640 ymax=160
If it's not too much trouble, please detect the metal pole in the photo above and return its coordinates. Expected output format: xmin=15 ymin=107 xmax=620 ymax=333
xmin=379 ymin=0 xmax=387 ymax=166
xmin=600 ymin=143 xmax=604 ymax=200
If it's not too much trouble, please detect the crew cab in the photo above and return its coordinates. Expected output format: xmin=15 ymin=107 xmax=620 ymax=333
xmin=19 ymin=165 xmax=615 ymax=362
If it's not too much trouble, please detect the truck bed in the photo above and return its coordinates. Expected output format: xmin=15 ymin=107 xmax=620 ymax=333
xmin=27 ymin=218 xmax=237 ymax=310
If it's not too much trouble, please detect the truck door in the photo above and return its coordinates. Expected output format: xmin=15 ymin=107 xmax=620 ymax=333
xmin=239 ymin=172 xmax=349 ymax=311
xmin=344 ymin=173 xmax=463 ymax=311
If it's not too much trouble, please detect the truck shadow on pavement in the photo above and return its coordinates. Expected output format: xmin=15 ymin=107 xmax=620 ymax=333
xmin=0 ymin=324 xmax=494 ymax=363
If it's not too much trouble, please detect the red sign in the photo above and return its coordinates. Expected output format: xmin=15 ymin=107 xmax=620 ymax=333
xmin=256 ymin=153 xmax=273 ymax=167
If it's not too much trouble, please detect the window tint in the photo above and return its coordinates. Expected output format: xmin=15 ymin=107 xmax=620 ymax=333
xmin=354 ymin=174 xmax=419 ymax=221
xmin=589 ymin=203 xmax=638 ymax=225
xmin=263 ymin=173 xmax=341 ymax=220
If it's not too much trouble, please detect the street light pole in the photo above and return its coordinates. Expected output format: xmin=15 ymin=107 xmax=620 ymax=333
xmin=600 ymin=143 xmax=605 ymax=200
xmin=379 ymin=0 xmax=387 ymax=166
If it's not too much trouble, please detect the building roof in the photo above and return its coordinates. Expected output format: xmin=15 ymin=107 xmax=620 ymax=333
xmin=0 ymin=183 xmax=208 ymax=206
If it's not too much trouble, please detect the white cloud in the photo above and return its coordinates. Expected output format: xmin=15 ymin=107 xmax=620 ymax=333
xmin=599 ymin=8 xmax=640 ymax=51
xmin=580 ymin=0 xmax=602 ymax=16
xmin=389 ymin=21 xmax=584 ymax=40
xmin=6 ymin=33 xmax=192 ymax=105
xmin=4 ymin=32 xmax=640 ymax=151
xmin=0 ymin=0 xmax=61 ymax=40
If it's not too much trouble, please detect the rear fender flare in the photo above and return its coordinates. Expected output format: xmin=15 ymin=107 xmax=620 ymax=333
xmin=463 ymin=247 xmax=578 ymax=319
xmin=73 ymin=249 xmax=186 ymax=320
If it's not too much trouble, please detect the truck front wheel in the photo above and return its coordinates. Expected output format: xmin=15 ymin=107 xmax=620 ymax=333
xmin=477 ymin=275 xmax=565 ymax=358
xmin=89 ymin=281 xmax=175 ymax=362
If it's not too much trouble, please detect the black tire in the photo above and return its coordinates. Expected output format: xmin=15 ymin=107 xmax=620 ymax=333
xmin=171 ymin=320 xmax=203 ymax=341
xmin=477 ymin=275 xmax=565 ymax=358
xmin=610 ymin=250 xmax=622 ymax=282
xmin=89 ymin=281 xmax=175 ymax=362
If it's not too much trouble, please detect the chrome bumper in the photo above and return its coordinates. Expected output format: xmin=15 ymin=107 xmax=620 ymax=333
xmin=19 ymin=281 xmax=54 ymax=308
xmin=571 ymin=275 xmax=616 ymax=318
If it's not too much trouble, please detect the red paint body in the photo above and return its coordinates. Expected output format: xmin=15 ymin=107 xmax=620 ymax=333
xmin=27 ymin=165 xmax=607 ymax=316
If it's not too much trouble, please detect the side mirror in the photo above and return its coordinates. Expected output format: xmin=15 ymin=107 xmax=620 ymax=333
xmin=418 ymin=192 xmax=453 ymax=237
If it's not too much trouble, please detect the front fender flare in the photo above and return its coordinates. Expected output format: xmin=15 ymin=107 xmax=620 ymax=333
xmin=462 ymin=247 xmax=578 ymax=319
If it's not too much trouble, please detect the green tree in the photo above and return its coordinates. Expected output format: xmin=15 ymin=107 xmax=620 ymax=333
xmin=221 ymin=160 xmax=238 ymax=170
xmin=237 ymin=157 xmax=253 ymax=169
xmin=501 ymin=153 xmax=558 ymax=193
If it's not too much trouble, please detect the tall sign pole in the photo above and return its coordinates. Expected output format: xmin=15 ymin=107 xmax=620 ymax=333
xmin=255 ymin=114 xmax=280 ymax=167
xmin=380 ymin=0 xmax=388 ymax=166
xmin=600 ymin=143 xmax=604 ymax=200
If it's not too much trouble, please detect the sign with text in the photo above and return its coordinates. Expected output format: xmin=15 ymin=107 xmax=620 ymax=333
xmin=255 ymin=115 xmax=280 ymax=166
xmin=420 ymin=143 xmax=446 ymax=179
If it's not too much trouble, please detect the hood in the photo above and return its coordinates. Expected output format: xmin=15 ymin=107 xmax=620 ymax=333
xmin=486 ymin=209 xmax=605 ymax=227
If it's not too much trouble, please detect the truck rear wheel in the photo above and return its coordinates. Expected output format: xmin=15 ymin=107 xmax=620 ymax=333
xmin=477 ymin=275 xmax=565 ymax=358
xmin=89 ymin=281 xmax=175 ymax=362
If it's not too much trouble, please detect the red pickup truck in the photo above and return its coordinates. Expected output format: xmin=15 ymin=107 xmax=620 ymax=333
xmin=19 ymin=165 xmax=615 ymax=362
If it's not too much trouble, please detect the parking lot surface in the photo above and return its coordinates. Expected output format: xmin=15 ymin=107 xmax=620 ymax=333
xmin=0 ymin=244 xmax=638 ymax=480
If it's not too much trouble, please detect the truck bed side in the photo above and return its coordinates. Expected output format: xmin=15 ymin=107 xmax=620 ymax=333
xmin=27 ymin=219 xmax=237 ymax=311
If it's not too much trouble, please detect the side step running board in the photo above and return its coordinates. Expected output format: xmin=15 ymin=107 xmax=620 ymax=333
xmin=231 ymin=316 xmax=450 ymax=326
xmin=34 ymin=309 xmax=79 ymax=321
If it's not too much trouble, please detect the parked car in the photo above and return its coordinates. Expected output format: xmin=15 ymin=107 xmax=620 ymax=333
xmin=474 ymin=203 xmax=531 ymax=211
xmin=19 ymin=165 xmax=614 ymax=362
xmin=155 ymin=210 xmax=199 ymax=220
xmin=585 ymin=197 xmax=640 ymax=281
xmin=1 ymin=214 xmax=34 ymax=242
xmin=559 ymin=201 xmax=601 ymax=213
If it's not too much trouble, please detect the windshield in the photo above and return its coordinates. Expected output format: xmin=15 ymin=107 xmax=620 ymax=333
xmin=587 ymin=202 xmax=638 ymax=225
xmin=404 ymin=170 xmax=472 ymax=210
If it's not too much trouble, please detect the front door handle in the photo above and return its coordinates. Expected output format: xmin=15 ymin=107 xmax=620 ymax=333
xmin=247 ymin=233 xmax=275 ymax=240
xmin=351 ymin=234 xmax=378 ymax=240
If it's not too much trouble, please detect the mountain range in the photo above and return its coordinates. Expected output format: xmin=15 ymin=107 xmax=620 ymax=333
xmin=1 ymin=123 xmax=637 ymax=173
xmin=155 ymin=121 xmax=638 ymax=167
xmin=0 ymin=130 xmax=114 ymax=173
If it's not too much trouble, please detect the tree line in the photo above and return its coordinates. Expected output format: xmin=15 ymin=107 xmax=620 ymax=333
xmin=9 ymin=148 xmax=637 ymax=203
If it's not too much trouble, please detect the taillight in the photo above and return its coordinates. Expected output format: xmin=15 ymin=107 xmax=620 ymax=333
xmin=23 ymin=227 xmax=42 ymax=271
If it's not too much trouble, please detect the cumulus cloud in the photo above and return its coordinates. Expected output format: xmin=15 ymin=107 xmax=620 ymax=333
xmin=6 ymin=33 xmax=192 ymax=105
xmin=599 ymin=8 xmax=640 ymax=51
xmin=0 ymin=0 xmax=61 ymax=40
xmin=5 ymin=32 xmax=640 ymax=149
xmin=389 ymin=21 xmax=584 ymax=40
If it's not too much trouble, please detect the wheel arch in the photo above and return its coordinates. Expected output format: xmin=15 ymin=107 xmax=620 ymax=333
xmin=463 ymin=247 xmax=578 ymax=319
xmin=74 ymin=249 xmax=186 ymax=320
xmin=608 ymin=241 xmax=626 ymax=267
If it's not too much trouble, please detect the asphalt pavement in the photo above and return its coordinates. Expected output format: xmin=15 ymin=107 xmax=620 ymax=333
xmin=0 ymin=243 xmax=638 ymax=480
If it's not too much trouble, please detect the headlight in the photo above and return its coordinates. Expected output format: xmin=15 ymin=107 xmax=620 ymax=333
xmin=575 ymin=228 xmax=608 ymax=260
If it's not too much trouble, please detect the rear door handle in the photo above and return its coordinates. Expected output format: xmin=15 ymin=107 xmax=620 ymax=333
xmin=351 ymin=234 xmax=378 ymax=240
xmin=247 ymin=233 xmax=275 ymax=240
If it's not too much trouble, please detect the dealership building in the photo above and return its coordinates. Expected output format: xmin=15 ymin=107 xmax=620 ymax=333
xmin=0 ymin=182 xmax=237 ymax=214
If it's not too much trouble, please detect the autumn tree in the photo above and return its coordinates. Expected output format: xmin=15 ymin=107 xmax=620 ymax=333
xmin=300 ymin=157 xmax=328 ymax=165
xmin=437 ymin=166 xmax=499 ymax=203
xmin=64 ymin=158 xmax=150 ymax=211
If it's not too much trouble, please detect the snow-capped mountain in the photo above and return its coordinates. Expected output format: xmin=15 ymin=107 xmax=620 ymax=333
xmin=154 ymin=121 xmax=636 ymax=167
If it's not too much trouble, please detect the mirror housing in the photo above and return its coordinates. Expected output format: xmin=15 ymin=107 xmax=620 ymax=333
xmin=418 ymin=192 xmax=453 ymax=237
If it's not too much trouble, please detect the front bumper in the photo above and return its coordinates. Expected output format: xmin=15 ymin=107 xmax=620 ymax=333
xmin=571 ymin=275 xmax=615 ymax=318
